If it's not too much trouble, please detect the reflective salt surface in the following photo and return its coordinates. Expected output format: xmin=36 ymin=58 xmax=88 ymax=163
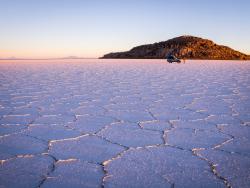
xmin=0 ymin=59 xmax=250 ymax=188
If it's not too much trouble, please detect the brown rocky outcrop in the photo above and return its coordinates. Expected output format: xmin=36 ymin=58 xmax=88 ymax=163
xmin=101 ymin=36 xmax=249 ymax=60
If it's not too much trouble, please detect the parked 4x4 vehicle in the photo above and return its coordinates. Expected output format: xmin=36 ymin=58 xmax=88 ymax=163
xmin=166 ymin=55 xmax=181 ymax=63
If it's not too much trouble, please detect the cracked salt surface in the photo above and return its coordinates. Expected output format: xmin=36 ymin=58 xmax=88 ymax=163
xmin=0 ymin=134 xmax=47 ymax=159
xmin=49 ymin=135 xmax=125 ymax=163
xmin=23 ymin=124 xmax=82 ymax=141
xmin=198 ymin=149 xmax=250 ymax=188
xmin=0 ymin=155 xmax=54 ymax=188
xmin=72 ymin=115 xmax=117 ymax=133
xmin=166 ymin=128 xmax=231 ymax=150
xmin=0 ymin=59 xmax=250 ymax=188
xmin=139 ymin=120 xmax=172 ymax=131
xmin=104 ymin=146 xmax=225 ymax=188
xmin=97 ymin=122 xmax=164 ymax=147
xmin=42 ymin=159 xmax=104 ymax=188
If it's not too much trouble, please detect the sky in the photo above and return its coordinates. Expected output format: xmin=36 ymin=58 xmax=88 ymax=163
xmin=0 ymin=0 xmax=250 ymax=59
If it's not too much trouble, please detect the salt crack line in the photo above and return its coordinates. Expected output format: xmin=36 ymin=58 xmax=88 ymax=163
xmin=48 ymin=134 xmax=90 ymax=145
xmin=192 ymin=148 xmax=232 ymax=188
xmin=212 ymin=138 xmax=234 ymax=149
xmin=37 ymin=154 xmax=58 ymax=188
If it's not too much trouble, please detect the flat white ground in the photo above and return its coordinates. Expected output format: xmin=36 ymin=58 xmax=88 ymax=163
xmin=0 ymin=59 xmax=250 ymax=188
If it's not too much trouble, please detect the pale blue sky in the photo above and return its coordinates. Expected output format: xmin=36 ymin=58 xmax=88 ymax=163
xmin=0 ymin=0 xmax=249 ymax=58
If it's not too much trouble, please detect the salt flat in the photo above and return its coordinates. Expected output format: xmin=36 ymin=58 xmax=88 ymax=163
xmin=0 ymin=59 xmax=250 ymax=188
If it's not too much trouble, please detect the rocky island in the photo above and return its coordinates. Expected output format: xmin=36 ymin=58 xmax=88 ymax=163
xmin=101 ymin=36 xmax=250 ymax=60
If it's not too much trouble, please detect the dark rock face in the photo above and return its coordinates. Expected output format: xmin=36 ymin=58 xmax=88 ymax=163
xmin=101 ymin=36 xmax=250 ymax=60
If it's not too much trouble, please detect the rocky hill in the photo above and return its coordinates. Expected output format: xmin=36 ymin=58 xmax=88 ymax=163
xmin=101 ymin=36 xmax=250 ymax=60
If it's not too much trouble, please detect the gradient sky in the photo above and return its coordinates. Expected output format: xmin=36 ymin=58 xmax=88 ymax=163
xmin=0 ymin=0 xmax=250 ymax=58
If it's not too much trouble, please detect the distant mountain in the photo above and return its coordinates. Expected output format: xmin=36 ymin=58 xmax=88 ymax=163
xmin=61 ymin=56 xmax=82 ymax=59
xmin=101 ymin=36 xmax=250 ymax=60
xmin=0 ymin=56 xmax=18 ymax=60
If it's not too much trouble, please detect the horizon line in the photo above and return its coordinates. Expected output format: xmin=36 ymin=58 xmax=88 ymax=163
xmin=0 ymin=57 xmax=99 ymax=60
